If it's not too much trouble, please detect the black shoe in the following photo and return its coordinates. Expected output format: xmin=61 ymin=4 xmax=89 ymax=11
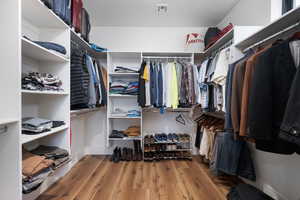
xmin=111 ymin=147 xmax=117 ymax=162
xmin=121 ymin=148 xmax=126 ymax=161
xmin=112 ymin=147 xmax=120 ymax=163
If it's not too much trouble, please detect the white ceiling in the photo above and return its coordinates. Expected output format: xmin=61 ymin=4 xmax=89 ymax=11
xmin=84 ymin=0 xmax=240 ymax=27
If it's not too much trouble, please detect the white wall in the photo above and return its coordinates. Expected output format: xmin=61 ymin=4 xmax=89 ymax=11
xmin=218 ymin=0 xmax=271 ymax=28
xmin=90 ymin=26 xmax=206 ymax=52
xmin=270 ymin=0 xmax=282 ymax=21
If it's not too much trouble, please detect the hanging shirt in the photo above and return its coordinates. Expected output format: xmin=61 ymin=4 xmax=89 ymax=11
xmin=166 ymin=62 xmax=173 ymax=108
xmin=157 ymin=63 xmax=164 ymax=107
xmin=171 ymin=63 xmax=179 ymax=108
xmin=207 ymin=53 xmax=220 ymax=82
xmin=175 ymin=62 xmax=183 ymax=102
xmin=193 ymin=64 xmax=200 ymax=104
xmin=150 ymin=62 xmax=157 ymax=106
xmin=290 ymin=40 xmax=300 ymax=68
xmin=211 ymin=48 xmax=230 ymax=85
xmin=143 ymin=63 xmax=151 ymax=106
xmin=198 ymin=59 xmax=209 ymax=83
xmin=162 ymin=62 xmax=167 ymax=106
xmin=138 ymin=61 xmax=146 ymax=107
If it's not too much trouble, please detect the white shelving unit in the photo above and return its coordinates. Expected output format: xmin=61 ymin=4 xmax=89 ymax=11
xmin=21 ymin=0 xmax=71 ymax=199
xmin=107 ymin=52 xmax=143 ymax=147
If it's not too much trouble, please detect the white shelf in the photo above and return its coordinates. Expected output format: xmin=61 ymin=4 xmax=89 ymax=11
xmin=22 ymin=90 xmax=69 ymax=95
xmin=109 ymin=73 xmax=139 ymax=76
xmin=21 ymin=125 xmax=68 ymax=144
xmin=235 ymin=6 xmax=300 ymax=50
xmin=109 ymin=115 xmax=141 ymax=119
xmin=71 ymin=107 xmax=104 ymax=118
xmin=22 ymin=38 xmax=70 ymax=63
xmin=0 ymin=119 xmax=19 ymax=126
xmin=109 ymin=94 xmax=137 ymax=98
xmin=22 ymin=0 xmax=69 ymax=29
xmin=109 ymin=137 xmax=142 ymax=141
xmin=143 ymin=107 xmax=191 ymax=113
xmin=203 ymin=28 xmax=234 ymax=56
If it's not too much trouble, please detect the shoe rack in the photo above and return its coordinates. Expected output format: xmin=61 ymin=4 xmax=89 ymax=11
xmin=143 ymin=133 xmax=193 ymax=161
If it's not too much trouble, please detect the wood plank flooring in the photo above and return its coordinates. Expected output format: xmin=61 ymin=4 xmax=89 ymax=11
xmin=37 ymin=155 xmax=239 ymax=200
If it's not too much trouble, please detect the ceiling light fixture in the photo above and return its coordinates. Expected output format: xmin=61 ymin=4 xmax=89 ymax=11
xmin=156 ymin=3 xmax=168 ymax=16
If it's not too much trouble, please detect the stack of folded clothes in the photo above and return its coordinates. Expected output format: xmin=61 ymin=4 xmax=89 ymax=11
xmin=125 ymin=82 xmax=139 ymax=95
xmin=22 ymin=146 xmax=70 ymax=194
xmin=109 ymin=126 xmax=141 ymax=138
xmin=114 ymin=66 xmax=139 ymax=73
xmin=23 ymin=36 xmax=67 ymax=55
xmin=22 ymin=150 xmax=54 ymax=194
xmin=123 ymin=126 xmax=140 ymax=136
xmin=22 ymin=117 xmax=65 ymax=135
xmin=110 ymin=80 xmax=139 ymax=95
xmin=90 ymin=43 xmax=108 ymax=52
xmin=31 ymin=145 xmax=70 ymax=170
xmin=127 ymin=110 xmax=141 ymax=117
xmin=110 ymin=80 xmax=128 ymax=94
xmin=22 ymin=72 xmax=63 ymax=92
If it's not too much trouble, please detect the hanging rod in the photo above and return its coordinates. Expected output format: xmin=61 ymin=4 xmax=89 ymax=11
xmin=142 ymin=56 xmax=192 ymax=59
xmin=242 ymin=21 xmax=300 ymax=52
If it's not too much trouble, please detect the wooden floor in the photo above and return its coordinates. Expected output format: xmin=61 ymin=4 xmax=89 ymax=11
xmin=37 ymin=155 xmax=239 ymax=200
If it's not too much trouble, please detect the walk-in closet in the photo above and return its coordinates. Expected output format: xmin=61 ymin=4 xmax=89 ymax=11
xmin=1 ymin=0 xmax=300 ymax=199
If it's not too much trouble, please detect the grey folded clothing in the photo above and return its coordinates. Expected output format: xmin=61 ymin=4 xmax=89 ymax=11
xmin=22 ymin=117 xmax=53 ymax=133
xmin=22 ymin=168 xmax=52 ymax=194
xmin=53 ymin=156 xmax=71 ymax=170
xmin=31 ymin=145 xmax=69 ymax=160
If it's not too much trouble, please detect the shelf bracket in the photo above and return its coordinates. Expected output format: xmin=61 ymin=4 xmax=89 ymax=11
xmin=0 ymin=125 xmax=8 ymax=134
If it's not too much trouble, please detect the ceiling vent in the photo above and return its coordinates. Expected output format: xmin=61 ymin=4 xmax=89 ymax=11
xmin=157 ymin=3 xmax=168 ymax=15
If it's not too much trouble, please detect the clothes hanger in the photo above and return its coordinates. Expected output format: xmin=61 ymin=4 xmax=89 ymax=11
xmin=176 ymin=114 xmax=186 ymax=126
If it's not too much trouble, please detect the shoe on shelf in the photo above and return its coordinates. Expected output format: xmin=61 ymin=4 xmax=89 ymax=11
xmin=112 ymin=147 xmax=121 ymax=163
xmin=173 ymin=133 xmax=179 ymax=143
xmin=154 ymin=134 xmax=161 ymax=143
xmin=144 ymin=135 xmax=150 ymax=144
xmin=161 ymin=133 xmax=168 ymax=142
xmin=121 ymin=148 xmax=127 ymax=161
xmin=150 ymin=135 xmax=155 ymax=144
xmin=111 ymin=147 xmax=117 ymax=162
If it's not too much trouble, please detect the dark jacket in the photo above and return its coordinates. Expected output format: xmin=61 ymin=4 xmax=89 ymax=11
xmin=248 ymin=40 xmax=298 ymax=154
xmin=279 ymin=58 xmax=300 ymax=150
xmin=138 ymin=61 xmax=146 ymax=107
